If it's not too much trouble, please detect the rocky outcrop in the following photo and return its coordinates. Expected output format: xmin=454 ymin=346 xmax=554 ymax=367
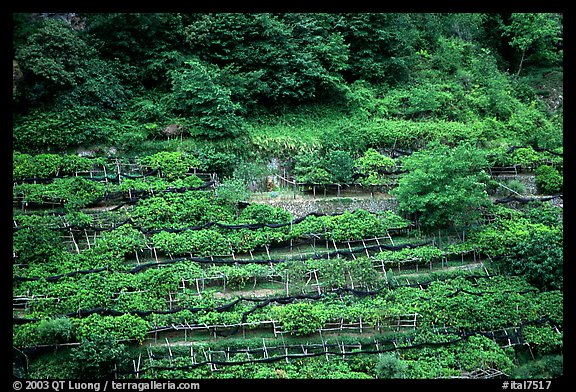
xmin=31 ymin=13 xmax=86 ymax=30
xmin=13 ymin=60 xmax=23 ymax=95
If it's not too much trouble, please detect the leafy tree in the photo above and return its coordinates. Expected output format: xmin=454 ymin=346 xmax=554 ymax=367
xmin=132 ymin=191 xmax=234 ymax=229
xmin=391 ymin=141 xmax=490 ymax=230
xmin=232 ymin=160 xmax=272 ymax=192
xmin=14 ymin=17 xmax=130 ymax=111
xmin=325 ymin=150 xmax=355 ymax=184
xmin=85 ymin=13 xmax=190 ymax=88
xmin=503 ymin=224 xmax=563 ymax=290
xmin=184 ymin=13 xmax=349 ymax=109
xmin=196 ymin=147 xmax=238 ymax=176
xmin=13 ymin=226 xmax=65 ymax=265
xmin=522 ymin=325 xmax=563 ymax=355
xmin=272 ymin=302 xmax=328 ymax=336
xmin=13 ymin=177 xmax=106 ymax=209
xmin=471 ymin=209 xmax=563 ymax=291
xmin=139 ymin=151 xmax=200 ymax=179
xmin=337 ymin=13 xmax=420 ymax=84
xmin=511 ymin=354 xmax=563 ymax=379
xmin=501 ymin=13 xmax=563 ymax=76
xmin=14 ymin=18 xmax=91 ymax=106
xmin=512 ymin=146 xmax=541 ymax=170
xmin=94 ymin=224 xmax=148 ymax=259
xmin=168 ymin=59 xmax=243 ymax=138
xmin=355 ymin=148 xmax=395 ymax=186
xmin=293 ymin=151 xmax=331 ymax=184
xmin=523 ymin=202 xmax=562 ymax=227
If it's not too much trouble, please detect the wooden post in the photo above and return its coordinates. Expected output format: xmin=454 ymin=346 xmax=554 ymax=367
xmin=70 ymin=229 xmax=80 ymax=254
xmin=262 ymin=339 xmax=269 ymax=359
xmin=165 ymin=338 xmax=173 ymax=365
xmin=84 ymin=229 xmax=90 ymax=249
xmin=375 ymin=236 xmax=383 ymax=252
xmin=285 ymin=345 xmax=290 ymax=364
xmin=362 ymin=239 xmax=370 ymax=257
xmin=313 ymin=269 xmax=321 ymax=294
xmin=332 ymin=239 xmax=339 ymax=257
xmin=116 ymin=159 xmax=122 ymax=183
xmin=348 ymin=242 xmax=357 ymax=260
xmin=386 ymin=230 xmax=395 ymax=246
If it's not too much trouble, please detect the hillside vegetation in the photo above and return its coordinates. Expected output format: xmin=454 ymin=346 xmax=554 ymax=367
xmin=12 ymin=13 xmax=563 ymax=381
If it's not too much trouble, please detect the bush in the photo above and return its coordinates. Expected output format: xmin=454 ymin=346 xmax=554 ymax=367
xmin=69 ymin=335 xmax=129 ymax=379
xmin=325 ymin=150 xmax=355 ymax=184
xmin=511 ymin=354 xmax=563 ymax=379
xmin=238 ymin=203 xmax=293 ymax=224
xmin=197 ymin=147 xmax=238 ymax=176
xmin=505 ymin=224 xmax=563 ymax=290
xmin=168 ymin=59 xmax=243 ymax=138
xmin=216 ymin=178 xmax=252 ymax=210
xmin=535 ymin=165 xmax=562 ymax=194
xmin=36 ymin=317 xmax=75 ymax=345
xmin=522 ymin=325 xmax=563 ymax=355
xmin=391 ymin=141 xmax=490 ymax=229
xmin=272 ymin=302 xmax=328 ymax=336
xmin=139 ymin=151 xmax=200 ymax=179
xmin=501 ymin=179 xmax=527 ymax=196
xmin=375 ymin=353 xmax=408 ymax=379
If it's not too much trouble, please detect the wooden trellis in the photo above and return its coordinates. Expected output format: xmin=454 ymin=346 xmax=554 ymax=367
xmin=454 ymin=368 xmax=508 ymax=379
xmin=488 ymin=166 xmax=518 ymax=176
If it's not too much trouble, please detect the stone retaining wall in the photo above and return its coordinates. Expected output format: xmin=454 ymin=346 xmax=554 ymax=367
xmin=262 ymin=197 xmax=399 ymax=217
xmin=255 ymin=173 xmax=556 ymax=217
xmin=491 ymin=173 xmax=538 ymax=196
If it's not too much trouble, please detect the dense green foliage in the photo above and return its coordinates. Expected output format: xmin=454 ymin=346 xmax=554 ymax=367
xmin=392 ymin=141 xmax=490 ymax=229
xmin=13 ymin=13 xmax=562 ymax=155
xmin=12 ymin=12 xmax=562 ymax=381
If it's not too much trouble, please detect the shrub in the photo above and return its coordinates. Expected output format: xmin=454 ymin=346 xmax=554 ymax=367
xmin=535 ymin=164 xmax=562 ymax=194
xmin=69 ymin=335 xmax=129 ymax=378
xmin=272 ymin=302 xmax=328 ymax=336
xmin=36 ymin=317 xmax=75 ymax=345
xmin=375 ymin=353 xmax=408 ymax=379
xmin=238 ymin=203 xmax=294 ymax=224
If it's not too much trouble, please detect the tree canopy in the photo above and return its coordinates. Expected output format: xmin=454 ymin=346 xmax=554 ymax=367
xmin=12 ymin=12 xmax=563 ymax=153
xmin=391 ymin=141 xmax=491 ymax=230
